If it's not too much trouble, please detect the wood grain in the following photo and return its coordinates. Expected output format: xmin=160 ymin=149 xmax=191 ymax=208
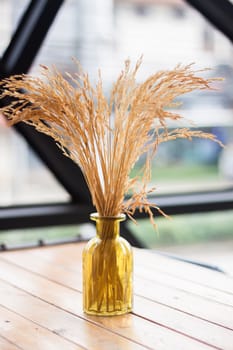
xmin=4 ymin=247 xmax=233 ymax=306
xmin=0 ymin=243 xmax=233 ymax=350
xmin=0 ymin=264 xmax=215 ymax=350
xmin=134 ymin=249 xmax=233 ymax=295
xmin=0 ymin=281 xmax=148 ymax=350
xmin=0 ymin=335 xmax=23 ymax=350
xmin=0 ymin=305 xmax=83 ymax=350
xmin=1 ymin=246 xmax=233 ymax=329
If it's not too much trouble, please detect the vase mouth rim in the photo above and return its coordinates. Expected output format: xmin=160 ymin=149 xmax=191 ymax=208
xmin=90 ymin=212 xmax=126 ymax=221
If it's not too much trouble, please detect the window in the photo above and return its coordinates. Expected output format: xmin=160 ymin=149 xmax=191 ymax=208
xmin=0 ymin=125 xmax=69 ymax=206
xmin=0 ymin=0 xmax=71 ymax=205
xmin=0 ymin=0 xmax=233 ymax=260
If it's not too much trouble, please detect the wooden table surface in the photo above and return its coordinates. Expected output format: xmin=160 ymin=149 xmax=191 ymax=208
xmin=0 ymin=242 xmax=232 ymax=350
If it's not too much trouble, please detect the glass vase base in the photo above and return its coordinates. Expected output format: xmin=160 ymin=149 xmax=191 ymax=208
xmin=84 ymin=307 xmax=132 ymax=316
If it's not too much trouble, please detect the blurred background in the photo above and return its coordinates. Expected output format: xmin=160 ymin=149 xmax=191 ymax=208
xmin=0 ymin=0 xmax=233 ymax=273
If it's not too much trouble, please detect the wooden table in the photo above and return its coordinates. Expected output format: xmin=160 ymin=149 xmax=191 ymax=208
xmin=0 ymin=242 xmax=232 ymax=350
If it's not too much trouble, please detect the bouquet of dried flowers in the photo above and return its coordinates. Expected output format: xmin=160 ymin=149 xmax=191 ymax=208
xmin=0 ymin=58 xmax=221 ymax=224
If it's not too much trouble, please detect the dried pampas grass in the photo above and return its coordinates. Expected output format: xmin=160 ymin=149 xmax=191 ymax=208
xmin=0 ymin=58 xmax=222 ymax=223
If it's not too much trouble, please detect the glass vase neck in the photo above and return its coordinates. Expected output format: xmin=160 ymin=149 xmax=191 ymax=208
xmin=90 ymin=213 xmax=126 ymax=239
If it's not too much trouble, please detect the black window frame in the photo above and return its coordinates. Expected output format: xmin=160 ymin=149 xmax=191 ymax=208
xmin=0 ymin=0 xmax=233 ymax=248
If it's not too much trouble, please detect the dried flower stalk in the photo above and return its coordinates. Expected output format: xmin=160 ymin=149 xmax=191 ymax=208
xmin=0 ymin=59 xmax=222 ymax=223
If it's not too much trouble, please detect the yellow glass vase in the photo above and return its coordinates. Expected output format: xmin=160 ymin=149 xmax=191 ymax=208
xmin=82 ymin=213 xmax=133 ymax=316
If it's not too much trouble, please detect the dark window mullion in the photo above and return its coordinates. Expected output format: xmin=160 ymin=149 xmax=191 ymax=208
xmin=185 ymin=0 xmax=233 ymax=43
xmin=1 ymin=0 xmax=64 ymax=75
xmin=1 ymin=189 xmax=233 ymax=230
